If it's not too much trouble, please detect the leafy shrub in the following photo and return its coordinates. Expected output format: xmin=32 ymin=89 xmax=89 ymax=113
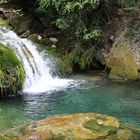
xmin=38 ymin=0 xmax=112 ymax=42
xmin=122 ymin=0 xmax=139 ymax=8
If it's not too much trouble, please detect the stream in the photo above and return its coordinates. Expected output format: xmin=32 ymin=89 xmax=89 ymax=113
xmin=0 ymin=78 xmax=140 ymax=132
xmin=0 ymin=26 xmax=140 ymax=132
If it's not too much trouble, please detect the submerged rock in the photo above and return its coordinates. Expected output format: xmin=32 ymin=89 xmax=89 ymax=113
xmin=0 ymin=43 xmax=25 ymax=96
xmin=1 ymin=113 xmax=140 ymax=140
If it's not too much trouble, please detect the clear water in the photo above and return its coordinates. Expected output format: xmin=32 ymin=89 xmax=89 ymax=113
xmin=0 ymin=79 xmax=140 ymax=132
xmin=0 ymin=26 xmax=140 ymax=132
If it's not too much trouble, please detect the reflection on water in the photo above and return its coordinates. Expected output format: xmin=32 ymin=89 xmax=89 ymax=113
xmin=0 ymin=80 xmax=140 ymax=132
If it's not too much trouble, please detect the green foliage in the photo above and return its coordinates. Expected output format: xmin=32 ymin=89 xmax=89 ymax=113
xmin=83 ymin=29 xmax=102 ymax=41
xmin=55 ymin=18 xmax=72 ymax=29
xmin=122 ymin=0 xmax=139 ymax=8
xmin=0 ymin=43 xmax=25 ymax=95
xmin=0 ymin=69 xmax=4 ymax=86
xmin=0 ymin=18 xmax=8 ymax=26
xmin=0 ymin=44 xmax=20 ymax=70
xmin=0 ymin=136 xmax=7 ymax=140
xmin=38 ymin=0 xmax=111 ymax=41
xmin=58 ymin=45 xmax=96 ymax=74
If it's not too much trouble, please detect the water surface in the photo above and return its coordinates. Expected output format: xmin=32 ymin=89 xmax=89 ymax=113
xmin=0 ymin=77 xmax=140 ymax=132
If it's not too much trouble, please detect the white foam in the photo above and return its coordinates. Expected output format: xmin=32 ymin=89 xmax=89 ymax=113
xmin=0 ymin=26 xmax=76 ymax=94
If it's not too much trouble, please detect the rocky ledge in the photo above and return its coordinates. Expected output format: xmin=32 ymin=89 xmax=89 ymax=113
xmin=0 ymin=113 xmax=140 ymax=140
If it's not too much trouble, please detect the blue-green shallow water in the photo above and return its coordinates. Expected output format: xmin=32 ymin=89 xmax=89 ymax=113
xmin=0 ymin=79 xmax=140 ymax=132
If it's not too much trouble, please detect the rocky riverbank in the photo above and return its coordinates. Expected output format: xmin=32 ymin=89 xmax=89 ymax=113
xmin=0 ymin=113 xmax=140 ymax=140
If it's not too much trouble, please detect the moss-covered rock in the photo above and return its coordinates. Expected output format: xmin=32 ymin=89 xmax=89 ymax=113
xmin=0 ymin=43 xmax=25 ymax=96
xmin=0 ymin=136 xmax=8 ymax=140
xmin=1 ymin=113 xmax=140 ymax=140
xmin=28 ymin=34 xmax=42 ymax=43
xmin=28 ymin=34 xmax=53 ymax=47
xmin=8 ymin=14 xmax=31 ymax=35
xmin=0 ymin=17 xmax=8 ymax=26
xmin=103 ymin=11 xmax=140 ymax=82
xmin=4 ymin=9 xmax=44 ymax=35
xmin=106 ymin=45 xmax=138 ymax=81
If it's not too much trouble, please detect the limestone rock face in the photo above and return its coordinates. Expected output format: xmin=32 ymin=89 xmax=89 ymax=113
xmin=104 ymin=12 xmax=140 ymax=81
xmin=1 ymin=113 xmax=140 ymax=140
xmin=106 ymin=45 xmax=138 ymax=81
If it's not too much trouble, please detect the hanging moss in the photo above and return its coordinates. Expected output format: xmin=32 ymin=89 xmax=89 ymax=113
xmin=0 ymin=43 xmax=25 ymax=96
xmin=59 ymin=46 xmax=96 ymax=74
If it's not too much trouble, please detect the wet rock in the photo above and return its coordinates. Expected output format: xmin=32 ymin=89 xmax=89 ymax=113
xmin=8 ymin=13 xmax=31 ymax=34
xmin=51 ymin=44 xmax=56 ymax=48
xmin=20 ymin=30 xmax=31 ymax=38
xmin=1 ymin=113 xmax=139 ymax=140
xmin=28 ymin=34 xmax=42 ymax=44
xmin=49 ymin=37 xmax=58 ymax=44
xmin=28 ymin=34 xmax=54 ymax=48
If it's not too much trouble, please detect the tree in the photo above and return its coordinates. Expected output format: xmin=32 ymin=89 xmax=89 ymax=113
xmin=38 ymin=0 xmax=113 ymax=42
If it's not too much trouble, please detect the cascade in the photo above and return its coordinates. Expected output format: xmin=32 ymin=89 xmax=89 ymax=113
xmin=0 ymin=26 xmax=74 ymax=93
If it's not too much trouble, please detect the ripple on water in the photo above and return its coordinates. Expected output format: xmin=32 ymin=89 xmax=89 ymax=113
xmin=0 ymin=80 xmax=140 ymax=132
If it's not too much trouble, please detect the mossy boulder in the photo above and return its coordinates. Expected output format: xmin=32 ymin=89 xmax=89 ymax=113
xmin=0 ymin=43 xmax=25 ymax=96
xmin=5 ymin=10 xmax=44 ymax=35
xmin=28 ymin=34 xmax=53 ymax=46
xmin=0 ymin=17 xmax=8 ymax=26
xmin=106 ymin=45 xmax=138 ymax=81
xmin=28 ymin=34 xmax=42 ymax=44
xmin=1 ymin=113 xmax=140 ymax=140
xmin=103 ymin=11 xmax=140 ymax=82
xmin=8 ymin=14 xmax=31 ymax=35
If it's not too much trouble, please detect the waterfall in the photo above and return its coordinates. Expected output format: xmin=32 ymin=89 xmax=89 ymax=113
xmin=0 ymin=26 xmax=74 ymax=93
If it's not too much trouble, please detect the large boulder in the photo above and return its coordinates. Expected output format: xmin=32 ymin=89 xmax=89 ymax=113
xmin=106 ymin=45 xmax=138 ymax=81
xmin=0 ymin=8 xmax=44 ymax=36
xmin=8 ymin=13 xmax=32 ymax=35
xmin=104 ymin=11 xmax=140 ymax=81
xmin=0 ymin=43 xmax=25 ymax=96
xmin=1 ymin=113 xmax=140 ymax=140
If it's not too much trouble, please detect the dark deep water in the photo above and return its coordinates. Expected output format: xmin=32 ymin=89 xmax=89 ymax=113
xmin=0 ymin=78 xmax=140 ymax=132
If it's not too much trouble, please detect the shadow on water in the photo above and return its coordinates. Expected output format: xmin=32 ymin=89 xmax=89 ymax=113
xmin=0 ymin=80 xmax=140 ymax=132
